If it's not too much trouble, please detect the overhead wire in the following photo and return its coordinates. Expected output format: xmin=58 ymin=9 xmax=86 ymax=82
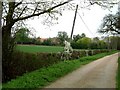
xmin=70 ymin=4 xmax=96 ymax=37
xmin=77 ymin=11 xmax=95 ymax=37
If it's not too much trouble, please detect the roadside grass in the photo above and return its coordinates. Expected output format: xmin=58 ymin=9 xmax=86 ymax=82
xmin=16 ymin=45 xmax=64 ymax=53
xmin=2 ymin=51 xmax=118 ymax=89
xmin=117 ymin=56 xmax=120 ymax=90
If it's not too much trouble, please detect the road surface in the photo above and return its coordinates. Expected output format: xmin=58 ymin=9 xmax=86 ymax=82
xmin=44 ymin=53 xmax=119 ymax=88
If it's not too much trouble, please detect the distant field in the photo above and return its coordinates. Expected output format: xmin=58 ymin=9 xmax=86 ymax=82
xmin=16 ymin=45 xmax=64 ymax=53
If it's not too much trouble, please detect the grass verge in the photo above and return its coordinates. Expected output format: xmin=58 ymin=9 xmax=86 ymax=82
xmin=117 ymin=55 xmax=120 ymax=90
xmin=2 ymin=51 xmax=118 ymax=89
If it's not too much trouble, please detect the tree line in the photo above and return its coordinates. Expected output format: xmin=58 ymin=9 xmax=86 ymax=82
xmin=15 ymin=28 xmax=120 ymax=50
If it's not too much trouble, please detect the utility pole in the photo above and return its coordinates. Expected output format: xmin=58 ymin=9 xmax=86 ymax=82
xmin=107 ymin=35 xmax=109 ymax=51
xmin=115 ymin=34 xmax=118 ymax=50
xmin=70 ymin=5 xmax=78 ymax=40
xmin=108 ymin=35 xmax=111 ymax=51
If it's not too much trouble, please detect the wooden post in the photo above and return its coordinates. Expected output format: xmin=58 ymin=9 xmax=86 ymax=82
xmin=70 ymin=5 xmax=78 ymax=40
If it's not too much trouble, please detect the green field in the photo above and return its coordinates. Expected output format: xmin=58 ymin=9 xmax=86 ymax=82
xmin=16 ymin=45 xmax=64 ymax=53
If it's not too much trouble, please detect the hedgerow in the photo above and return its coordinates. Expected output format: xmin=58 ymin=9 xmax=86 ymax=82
xmin=2 ymin=51 xmax=118 ymax=88
xmin=3 ymin=49 xmax=110 ymax=83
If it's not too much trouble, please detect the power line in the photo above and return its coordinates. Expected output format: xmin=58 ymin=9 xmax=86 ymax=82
xmin=77 ymin=11 xmax=95 ymax=37
xmin=70 ymin=5 xmax=95 ymax=37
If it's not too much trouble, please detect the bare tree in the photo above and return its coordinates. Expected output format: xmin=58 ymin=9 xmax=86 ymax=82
xmin=98 ymin=14 xmax=120 ymax=35
xmin=97 ymin=1 xmax=120 ymax=35
xmin=2 ymin=0 xmax=73 ymax=82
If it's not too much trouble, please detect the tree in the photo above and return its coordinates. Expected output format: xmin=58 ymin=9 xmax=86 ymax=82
xmin=71 ymin=41 xmax=80 ymax=49
xmin=98 ymin=8 xmax=120 ymax=50
xmin=15 ymin=28 xmax=30 ymax=44
xmin=77 ymin=37 xmax=92 ymax=49
xmin=116 ymin=12 xmax=120 ymax=30
xmin=93 ymin=37 xmax=99 ymax=42
xmin=81 ymin=33 xmax=86 ymax=38
xmin=73 ymin=33 xmax=86 ymax=42
xmin=116 ymin=36 xmax=120 ymax=50
xmin=98 ymin=13 xmax=120 ymax=34
xmin=42 ymin=38 xmax=52 ymax=46
xmin=98 ymin=40 xmax=107 ymax=49
xmin=90 ymin=42 xmax=98 ymax=49
xmin=92 ymin=37 xmax=100 ymax=49
xmin=73 ymin=34 xmax=81 ymax=42
xmin=90 ymin=37 xmax=99 ymax=49
xmin=57 ymin=31 xmax=68 ymax=45
xmin=104 ymin=36 xmax=120 ymax=50
xmin=2 ymin=0 xmax=74 ymax=82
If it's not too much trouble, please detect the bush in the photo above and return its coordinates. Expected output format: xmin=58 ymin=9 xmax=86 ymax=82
xmin=3 ymin=49 xmax=109 ymax=83
xmin=3 ymin=51 xmax=62 ymax=83
xmin=71 ymin=42 xmax=80 ymax=49
xmin=87 ymin=50 xmax=93 ymax=56
xmin=71 ymin=51 xmax=81 ymax=59
xmin=79 ymin=50 xmax=86 ymax=57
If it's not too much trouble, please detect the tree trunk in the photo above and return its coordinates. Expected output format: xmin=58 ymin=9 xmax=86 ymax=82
xmin=0 ymin=1 xmax=2 ymax=84
xmin=2 ymin=25 xmax=15 ymax=82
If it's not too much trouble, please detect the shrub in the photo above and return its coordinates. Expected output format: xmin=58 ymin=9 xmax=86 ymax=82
xmin=87 ymin=50 xmax=92 ymax=56
xmin=3 ymin=49 xmax=109 ymax=82
xmin=79 ymin=50 xmax=86 ymax=57
xmin=4 ymin=51 xmax=62 ymax=83
xmin=71 ymin=51 xmax=81 ymax=59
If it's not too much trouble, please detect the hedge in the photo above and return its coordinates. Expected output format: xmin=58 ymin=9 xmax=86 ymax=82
xmin=3 ymin=49 xmax=109 ymax=83
xmin=2 ymin=51 xmax=118 ymax=88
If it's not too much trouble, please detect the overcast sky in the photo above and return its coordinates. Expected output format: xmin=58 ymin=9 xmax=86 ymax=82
xmin=26 ymin=2 xmax=118 ymax=38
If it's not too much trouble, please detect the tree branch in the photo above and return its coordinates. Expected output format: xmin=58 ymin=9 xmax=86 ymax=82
xmin=6 ymin=2 xmax=16 ymax=25
xmin=15 ymin=0 xmax=23 ymax=8
xmin=2 ymin=3 xmax=8 ymax=14
xmin=18 ymin=6 xmax=27 ymax=18
xmin=32 ymin=2 xmax=39 ymax=15
xmin=14 ymin=0 xmax=73 ymax=22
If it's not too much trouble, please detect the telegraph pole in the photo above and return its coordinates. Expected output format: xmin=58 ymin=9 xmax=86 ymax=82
xmin=70 ymin=5 xmax=78 ymax=40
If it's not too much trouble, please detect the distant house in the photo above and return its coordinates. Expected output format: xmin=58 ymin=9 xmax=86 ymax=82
xmin=51 ymin=37 xmax=60 ymax=45
xmin=36 ymin=37 xmax=60 ymax=45
xmin=36 ymin=37 xmax=48 ymax=42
